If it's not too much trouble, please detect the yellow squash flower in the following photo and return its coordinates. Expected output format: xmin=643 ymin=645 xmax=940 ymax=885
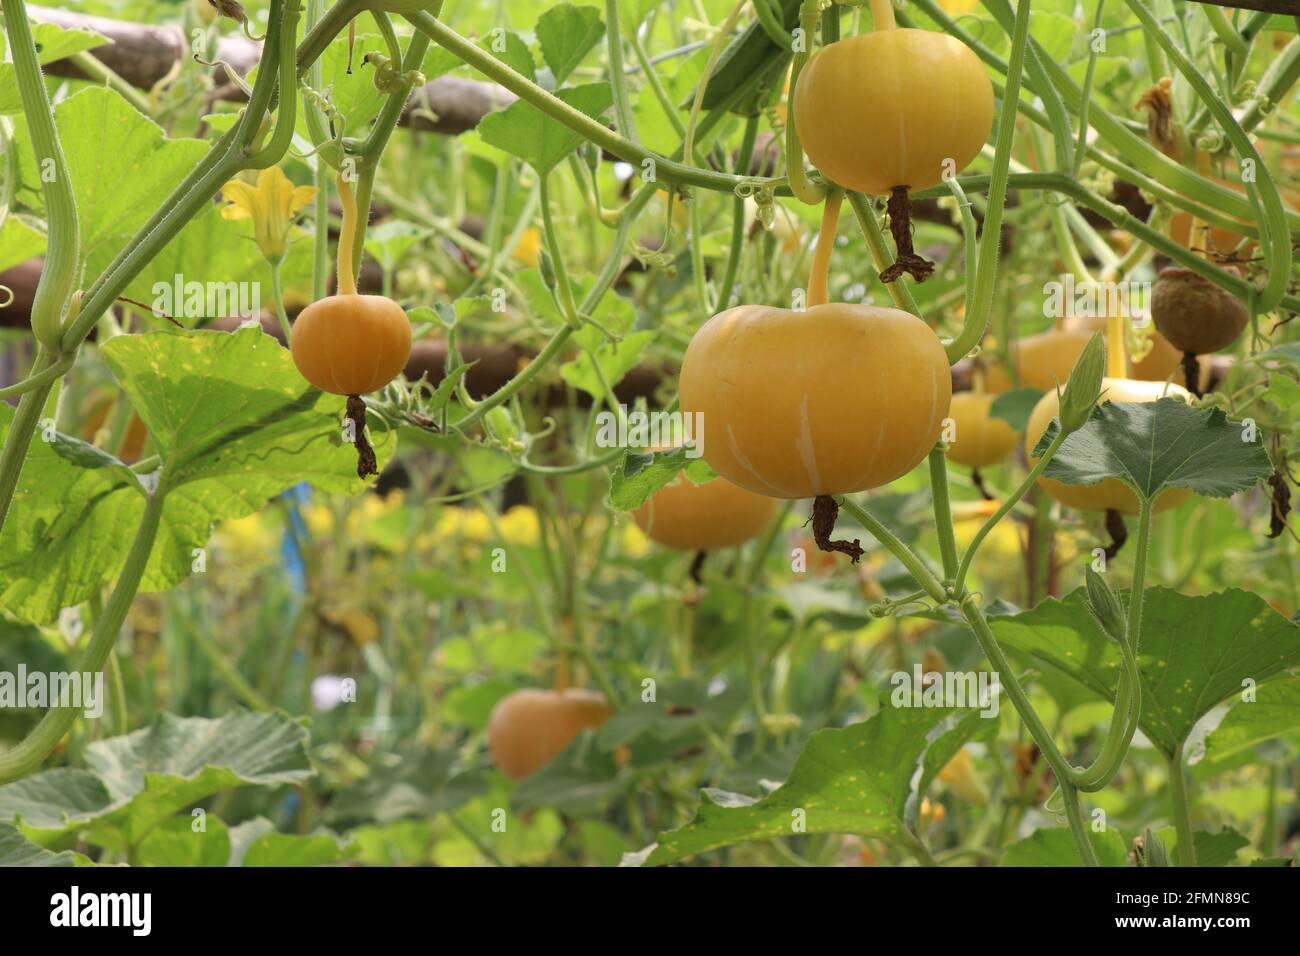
xmin=220 ymin=166 xmax=317 ymax=263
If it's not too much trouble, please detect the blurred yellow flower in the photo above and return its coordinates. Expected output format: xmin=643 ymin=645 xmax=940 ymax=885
xmin=433 ymin=507 xmax=494 ymax=544
xmin=220 ymin=166 xmax=317 ymax=264
xmin=303 ymin=504 xmax=334 ymax=537
xmin=939 ymin=0 xmax=980 ymax=13
xmin=498 ymin=506 xmax=540 ymax=547
xmin=619 ymin=519 xmax=650 ymax=558
xmin=512 ymin=227 xmax=542 ymax=269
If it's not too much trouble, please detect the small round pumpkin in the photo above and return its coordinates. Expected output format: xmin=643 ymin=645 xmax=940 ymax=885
xmin=634 ymin=470 xmax=778 ymax=551
xmin=679 ymin=303 xmax=952 ymax=498
xmin=793 ymin=30 xmax=993 ymax=194
xmin=487 ymin=688 xmax=612 ymax=780
xmin=944 ymin=392 xmax=1020 ymax=469
xmin=1024 ymin=377 xmax=1194 ymax=515
xmin=290 ymin=294 xmax=412 ymax=396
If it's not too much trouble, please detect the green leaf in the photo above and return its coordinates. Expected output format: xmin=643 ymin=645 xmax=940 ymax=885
xmin=240 ymin=829 xmax=354 ymax=867
xmin=690 ymin=0 xmax=799 ymax=112
xmin=623 ymin=703 xmax=971 ymax=866
xmin=988 ymin=387 xmax=1041 ymax=433
xmin=1002 ymin=826 xmax=1129 ymax=867
xmin=1035 ymin=398 xmax=1272 ymax=502
xmin=1263 ymin=371 xmax=1300 ymax=412
xmin=560 ymin=329 xmax=655 ymax=401
xmin=990 ymin=587 xmax=1300 ymax=756
xmin=1203 ymin=676 xmax=1300 ymax=763
xmin=536 ymin=3 xmax=605 ymax=84
xmin=0 ymin=329 xmax=390 ymax=624
xmin=0 ymin=822 xmax=85 ymax=866
xmin=607 ymin=446 xmax=690 ymax=511
xmin=135 ymin=815 xmax=231 ymax=867
xmin=0 ymin=712 xmax=313 ymax=849
xmin=0 ymin=214 xmax=46 ymax=271
xmin=483 ymin=30 xmax=536 ymax=83
xmin=13 ymin=88 xmax=208 ymax=255
xmin=1190 ymin=827 xmax=1250 ymax=868
xmin=326 ymin=749 xmax=486 ymax=826
xmin=478 ymin=83 xmax=613 ymax=173
xmin=363 ymin=220 xmax=429 ymax=270
xmin=0 ymin=22 xmax=109 ymax=114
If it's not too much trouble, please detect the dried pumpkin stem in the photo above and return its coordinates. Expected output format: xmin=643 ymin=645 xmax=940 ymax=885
xmin=1103 ymin=508 xmax=1127 ymax=560
xmin=346 ymin=394 xmax=378 ymax=478
xmin=879 ymin=187 xmax=934 ymax=284
xmin=1181 ymin=351 xmax=1203 ymax=397
xmin=810 ymin=495 xmax=865 ymax=563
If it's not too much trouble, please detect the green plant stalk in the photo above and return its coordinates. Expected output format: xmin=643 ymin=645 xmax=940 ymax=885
xmin=1059 ymin=781 xmax=1102 ymax=867
xmin=752 ymin=0 xmax=793 ymax=48
xmin=539 ymin=172 xmax=583 ymax=329
xmin=3 ymin=0 xmax=80 ymax=354
xmin=247 ymin=1 xmax=303 ymax=169
xmin=106 ymin=649 xmax=127 ymax=736
xmin=355 ymin=29 xmax=433 ymax=159
xmin=1073 ymin=0 xmax=1106 ymax=177
xmin=1202 ymin=3 xmax=1247 ymax=59
xmin=0 ymin=480 xmax=168 ymax=784
xmin=927 ymin=447 xmax=959 ymax=579
xmin=718 ymin=116 xmax=759 ymax=312
xmin=0 ymin=352 xmax=74 ymax=400
xmin=845 ymin=192 xmax=922 ymax=317
xmin=628 ymin=20 xmax=687 ymax=140
xmin=405 ymin=10 xmax=774 ymax=193
xmin=952 ymin=0 xmax=1032 ymax=369
xmin=920 ymin=172 xmax=1300 ymax=314
xmin=915 ymin=0 xmax=1292 ymax=232
xmin=834 ymin=497 xmax=946 ymax=602
xmin=684 ymin=0 xmax=747 ymax=171
xmin=1169 ymin=741 xmax=1197 ymax=866
xmin=270 ymin=261 xmax=293 ymax=342
xmin=66 ymin=49 xmax=153 ymax=116
xmin=1122 ymin=0 xmax=1289 ymax=312
xmin=784 ymin=1 xmax=827 ymax=205
xmin=942 ymin=177 xmax=978 ymax=359
xmin=1239 ymin=35 xmax=1300 ymax=133
xmin=605 ymin=0 xmax=638 ymax=143
xmin=954 ymin=429 xmax=1065 ymax=594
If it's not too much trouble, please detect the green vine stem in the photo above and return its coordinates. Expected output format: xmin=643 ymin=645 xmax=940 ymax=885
xmin=539 ymin=172 xmax=583 ymax=329
xmin=0 ymin=478 xmax=169 ymax=784
xmin=1123 ymin=0 xmax=1289 ymax=312
xmin=605 ymin=0 xmax=638 ymax=143
xmin=784 ymin=0 xmax=827 ymax=205
xmin=718 ymin=115 xmax=760 ymax=312
xmin=404 ymin=9 xmax=779 ymax=194
xmin=834 ymin=497 xmax=946 ymax=603
xmin=246 ymin=0 xmax=303 ymax=169
xmin=927 ymin=447 xmax=960 ymax=580
xmin=0 ymin=351 xmax=74 ymax=400
xmin=945 ymin=0 xmax=1032 ymax=367
xmin=1169 ymin=741 xmax=1198 ymax=867
xmin=3 ymin=0 xmax=80 ymax=354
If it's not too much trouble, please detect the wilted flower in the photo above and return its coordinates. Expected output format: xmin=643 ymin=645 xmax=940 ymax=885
xmin=220 ymin=166 xmax=317 ymax=264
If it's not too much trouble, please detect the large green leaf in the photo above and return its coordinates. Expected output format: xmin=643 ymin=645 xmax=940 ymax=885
xmin=0 ymin=712 xmax=313 ymax=850
xmin=1203 ymin=676 xmax=1300 ymax=764
xmin=1002 ymin=826 xmax=1129 ymax=867
xmin=623 ymin=703 xmax=975 ymax=866
xmin=479 ymin=83 xmax=613 ymax=173
xmin=990 ymin=588 xmax=1300 ymax=756
xmin=536 ymin=3 xmax=605 ymax=84
xmin=0 ymin=822 xmax=88 ymax=867
xmin=0 ymin=22 xmax=109 ymax=114
xmin=1034 ymin=399 xmax=1272 ymax=502
xmin=0 ymin=214 xmax=46 ymax=271
xmin=560 ymin=330 xmax=655 ymax=401
xmin=607 ymin=447 xmax=692 ymax=511
xmin=13 ymin=88 xmax=208 ymax=256
xmin=0 ymin=329 xmax=390 ymax=624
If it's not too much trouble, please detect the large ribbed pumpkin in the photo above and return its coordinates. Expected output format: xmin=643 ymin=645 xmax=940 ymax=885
xmin=679 ymin=303 xmax=951 ymax=498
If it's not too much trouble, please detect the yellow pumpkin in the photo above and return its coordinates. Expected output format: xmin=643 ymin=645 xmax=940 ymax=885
xmin=487 ymin=689 xmax=612 ymax=780
xmin=680 ymin=303 xmax=951 ymax=498
xmin=793 ymin=30 xmax=993 ymax=194
xmin=1024 ymin=377 xmax=1194 ymax=514
xmin=290 ymin=294 xmax=412 ymax=395
xmin=634 ymin=471 xmax=778 ymax=551
xmin=984 ymin=330 xmax=1096 ymax=394
xmin=944 ymin=392 xmax=1020 ymax=468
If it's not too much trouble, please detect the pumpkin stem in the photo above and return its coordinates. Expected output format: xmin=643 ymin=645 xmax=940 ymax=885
xmin=1103 ymin=508 xmax=1128 ymax=561
xmin=346 ymin=394 xmax=378 ymax=478
xmin=810 ymin=495 xmax=865 ymax=563
xmin=336 ymin=173 xmax=359 ymax=296
xmin=1180 ymin=351 xmax=1203 ymax=397
xmin=879 ymin=187 xmax=934 ymax=284
xmin=971 ymin=467 xmax=994 ymax=502
xmin=807 ymin=188 xmax=842 ymax=308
